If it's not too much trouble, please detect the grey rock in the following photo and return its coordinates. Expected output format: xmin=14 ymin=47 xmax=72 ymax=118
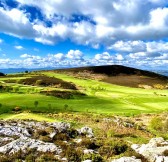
xmin=131 ymin=137 xmax=168 ymax=162
xmin=0 ymin=136 xmax=61 ymax=154
xmin=78 ymin=126 xmax=94 ymax=138
xmin=111 ymin=156 xmax=142 ymax=162
xmin=0 ymin=126 xmax=31 ymax=137
xmin=83 ymin=149 xmax=98 ymax=154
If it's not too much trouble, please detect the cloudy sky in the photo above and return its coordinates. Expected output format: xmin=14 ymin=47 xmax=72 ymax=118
xmin=0 ymin=0 xmax=168 ymax=69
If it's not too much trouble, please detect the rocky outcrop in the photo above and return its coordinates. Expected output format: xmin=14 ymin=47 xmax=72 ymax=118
xmin=0 ymin=136 xmax=61 ymax=154
xmin=111 ymin=156 xmax=141 ymax=162
xmin=131 ymin=137 xmax=168 ymax=162
xmin=0 ymin=120 xmax=95 ymax=161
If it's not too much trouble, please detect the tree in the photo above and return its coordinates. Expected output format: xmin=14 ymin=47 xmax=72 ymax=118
xmin=0 ymin=72 xmax=5 ymax=76
xmin=34 ymin=101 xmax=39 ymax=108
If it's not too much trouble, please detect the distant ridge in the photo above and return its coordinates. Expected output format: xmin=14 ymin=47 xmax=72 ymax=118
xmin=55 ymin=65 xmax=168 ymax=79
xmin=54 ymin=65 xmax=168 ymax=88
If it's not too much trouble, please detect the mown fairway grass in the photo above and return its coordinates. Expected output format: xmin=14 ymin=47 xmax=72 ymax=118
xmin=0 ymin=71 xmax=167 ymax=117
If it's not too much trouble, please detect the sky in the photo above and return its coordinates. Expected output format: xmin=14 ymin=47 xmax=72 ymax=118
xmin=0 ymin=0 xmax=168 ymax=70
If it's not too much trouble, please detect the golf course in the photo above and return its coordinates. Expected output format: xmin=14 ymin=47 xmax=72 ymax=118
xmin=0 ymin=65 xmax=168 ymax=118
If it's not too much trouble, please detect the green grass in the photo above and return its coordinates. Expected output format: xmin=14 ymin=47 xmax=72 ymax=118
xmin=0 ymin=72 xmax=167 ymax=116
xmin=0 ymin=112 xmax=56 ymax=122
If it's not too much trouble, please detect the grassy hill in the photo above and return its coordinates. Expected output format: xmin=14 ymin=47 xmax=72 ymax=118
xmin=0 ymin=65 xmax=167 ymax=117
xmin=53 ymin=65 xmax=168 ymax=88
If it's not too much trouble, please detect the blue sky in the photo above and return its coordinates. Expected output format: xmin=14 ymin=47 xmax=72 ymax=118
xmin=0 ymin=0 xmax=168 ymax=69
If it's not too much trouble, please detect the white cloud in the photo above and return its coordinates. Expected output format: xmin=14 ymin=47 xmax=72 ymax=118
xmin=109 ymin=41 xmax=146 ymax=52
xmin=20 ymin=54 xmax=31 ymax=58
xmin=14 ymin=45 xmax=24 ymax=50
xmin=1 ymin=0 xmax=165 ymax=47
xmin=95 ymin=52 xmax=112 ymax=60
xmin=0 ymin=7 xmax=36 ymax=38
xmin=115 ymin=54 xmax=124 ymax=61
xmin=0 ymin=39 xmax=3 ymax=44
xmin=66 ymin=50 xmax=83 ymax=60
xmin=0 ymin=48 xmax=166 ymax=69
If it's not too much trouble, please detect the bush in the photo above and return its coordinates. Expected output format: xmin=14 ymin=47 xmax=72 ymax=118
xmin=53 ymin=132 xmax=69 ymax=141
xmin=34 ymin=101 xmax=39 ymax=108
xmin=83 ymin=153 xmax=103 ymax=162
xmin=80 ymin=138 xmax=99 ymax=150
xmin=65 ymin=147 xmax=82 ymax=162
xmin=153 ymin=84 xmax=165 ymax=90
xmin=150 ymin=117 xmax=163 ymax=131
xmin=36 ymin=153 xmax=58 ymax=162
xmin=99 ymin=139 xmax=128 ymax=158
xmin=163 ymin=150 xmax=168 ymax=156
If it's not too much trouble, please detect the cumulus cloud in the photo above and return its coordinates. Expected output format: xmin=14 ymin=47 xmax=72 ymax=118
xmin=109 ymin=41 xmax=146 ymax=53
xmin=95 ymin=52 xmax=112 ymax=60
xmin=14 ymin=45 xmax=24 ymax=50
xmin=0 ymin=0 xmax=166 ymax=47
xmin=20 ymin=54 xmax=31 ymax=58
xmin=0 ymin=0 xmax=168 ymax=69
xmin=0 ymin=48 xmax=167 ymax=69
xmin=0 ymin=7 xmax=36 ymax=38
xmin=66 ymin=50 xmax=83 ymax=60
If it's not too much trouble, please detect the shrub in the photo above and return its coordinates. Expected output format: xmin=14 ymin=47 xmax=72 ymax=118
xmin=53 ymin=132 xmax=69 ymax=141
xmin=153 ymin=84 xmax=165 ymax=90
xmin=83 ymin=153 xmax=103 ymax=162
xmin=67 ymin=129 xmax=79 ymax=138
xmin=80 ymin=138 xmax=99 ymax=150
xmin=25 ymin=154 xmax=36 ymax=162
xmin=34 ymin=101 xmax=39 ymax=108
xmin=163 ymin=150 xmax=168 ymax=156
xmin=65 ymin=147 xmax=82 ymax=162
xmin=150 ymin=117 xmax=163 ymax=131
xmin=36 ymin=153 xmax=58 ymax=162
xmin=99 ymin=139 xmax=128 ymax=158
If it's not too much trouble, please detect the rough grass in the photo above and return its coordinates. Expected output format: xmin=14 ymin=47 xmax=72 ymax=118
xmin=0 ymin=112 xmax=56 ymax=122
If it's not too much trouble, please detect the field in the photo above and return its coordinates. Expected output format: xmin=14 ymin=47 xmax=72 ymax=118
xmin=0 ymin=67 xmax=168 ymax=117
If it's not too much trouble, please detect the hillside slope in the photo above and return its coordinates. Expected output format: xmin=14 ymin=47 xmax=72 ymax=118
xmin=53 ymin=65 xmax=168 ymax=88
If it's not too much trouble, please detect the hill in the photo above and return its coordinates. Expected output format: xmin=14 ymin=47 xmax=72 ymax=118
xmin=53 ymin=65 xmax=168 ymax=88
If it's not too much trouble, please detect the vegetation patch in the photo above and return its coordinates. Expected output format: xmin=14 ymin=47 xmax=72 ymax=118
xmin=18 ymin=75 xmax=77 ymax=89
xmin=40 ymin=90 xmax=86 ymax=99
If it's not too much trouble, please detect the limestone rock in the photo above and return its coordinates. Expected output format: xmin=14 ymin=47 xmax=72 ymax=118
xmin=131 ymin=137 xmax=168 ymax=162
xmin=111 ymin=156 xmax=141 ymax=162
xmin=78 ymin=126 xmax=94 ymax=138
xmin=0 ymin=136 xmax=62 ymax=154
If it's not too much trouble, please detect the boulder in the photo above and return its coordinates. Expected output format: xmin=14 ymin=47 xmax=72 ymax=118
xmin=131 ymin=137 xmax=168 ymax=162
xmin=78 ymin=126 xmax=94 ymax=138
